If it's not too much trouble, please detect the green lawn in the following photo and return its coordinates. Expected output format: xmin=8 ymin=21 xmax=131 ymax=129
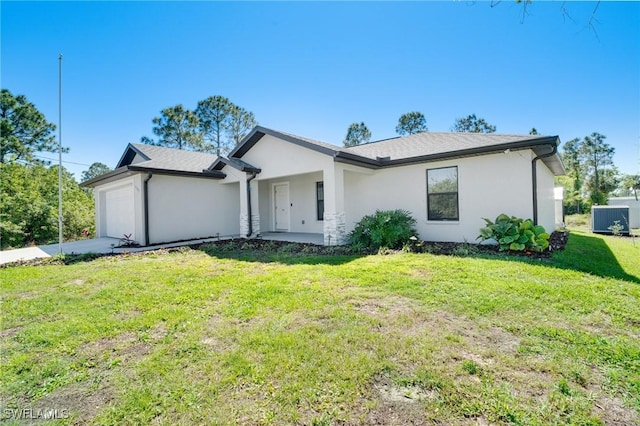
xmin=1 ymin=231 xmax=639 ymax=425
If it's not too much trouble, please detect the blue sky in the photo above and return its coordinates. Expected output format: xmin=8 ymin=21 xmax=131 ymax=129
xmin=2 ymin=1 xmax=639 ymax=179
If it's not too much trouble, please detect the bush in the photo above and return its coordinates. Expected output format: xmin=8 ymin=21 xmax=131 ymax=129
xmin=477 ymin=214 xmax=550 ymax=252
xmin=349 ymin=209 xmax=417 ymax=251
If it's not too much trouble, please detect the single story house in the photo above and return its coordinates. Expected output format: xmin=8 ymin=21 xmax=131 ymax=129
xmin=83 ymin=126 xmax=565 ymax=246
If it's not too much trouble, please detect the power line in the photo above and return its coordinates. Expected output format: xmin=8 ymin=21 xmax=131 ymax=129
xmin=33 ymin=154 xmax=92 ymax=167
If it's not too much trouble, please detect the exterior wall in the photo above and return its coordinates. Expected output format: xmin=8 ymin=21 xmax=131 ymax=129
xmin=147 ymin=175 xmax=239 ymax=244
xmin=536 ymin=160 xmax=557 ymax=232
xmin=240 ymin=134 xmax=334 ymax=180
xmin=257 ymin=172 xmax=324 ymax=233
xmin=554 ymin=187 xmax=565 ymax=228
xmin=608 ymin=197 xmax=640 ymax=228
xmin=344 ymin=151 xmax=540 ymax=243
xmin=94 ymin=174 xmax=144 ymax=242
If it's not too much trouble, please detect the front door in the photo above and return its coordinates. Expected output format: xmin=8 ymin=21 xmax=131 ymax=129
xmin=273 ymin=183 xmax=290 ymax=231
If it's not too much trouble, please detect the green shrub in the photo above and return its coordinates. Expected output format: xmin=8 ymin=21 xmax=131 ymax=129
xmin=477 ymin=214 xmax=550 ymax=252
xmin=349 ymin=209 xmax=417 ymax=251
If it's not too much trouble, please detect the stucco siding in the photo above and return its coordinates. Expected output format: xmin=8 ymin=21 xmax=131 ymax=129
xmin=147 ymin=175 xmax=239 ymax=244
xmin=344 ymin=151 xmax=539 ymax=242
xmin=240 ymin=134 xmax=333 ymax=180
xmin=536 ymin=160 xmax=557 ymax=232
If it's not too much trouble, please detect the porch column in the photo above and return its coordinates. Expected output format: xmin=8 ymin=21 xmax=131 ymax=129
xmin=239 ymin=177 xmax=249 ymax=238
xmin=323 ymin=164 xmax=347 ymax=245
xmin=239 ymin=174 xmax=260 ymax=238
xmin=250 ymin=179 xmax=260 ymax=236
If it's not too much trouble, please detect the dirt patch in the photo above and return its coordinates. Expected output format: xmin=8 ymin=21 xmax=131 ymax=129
xmin=9 ymin=291 xmax=38 ymax=299
xmin=375 ymin=377 xmax=435 ymax=403
xmin=593 ymin=394 xmax=639 ymax=426
xmin=0 ymin=325 xmax=23 ymax=339
xmin=354 ymin=299 xmax=521 ymax=358
xmin=28 ymin=381 xmax=113 ymax=425
xmin=364 ymin=374 xmax=433 ymax=425
xmin=79 ymin=332 xmax=139 ymax=358
xmin=149 ymin=322 xmax=168 ymax=340
xmin=351 ymin=295 xmax=419 ymax=319
xmin=113 ymin=307 xmax=142 ymax=322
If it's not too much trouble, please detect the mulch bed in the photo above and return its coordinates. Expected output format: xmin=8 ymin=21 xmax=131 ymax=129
xmin=2 ymin=231 xmax=571 ymax=268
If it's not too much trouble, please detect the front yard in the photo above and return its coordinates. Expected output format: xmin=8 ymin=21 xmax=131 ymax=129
xmin=1 ymin=230 xmax=638 ymax=425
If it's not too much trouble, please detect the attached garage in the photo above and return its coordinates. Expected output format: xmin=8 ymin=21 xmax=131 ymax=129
xmin=84 ymin=143 xmax=230 ymax=246
xmin=94 ymin=175 xmax=143 ymax=242
xmin=103 ymin=183 xmax=135 ymax=238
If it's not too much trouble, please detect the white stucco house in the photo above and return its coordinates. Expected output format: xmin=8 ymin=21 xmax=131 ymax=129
xmin=83 ymin=126 xmax=565 ymax=246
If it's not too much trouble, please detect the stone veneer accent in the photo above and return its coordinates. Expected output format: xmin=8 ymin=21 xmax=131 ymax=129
xmin=323 ymin=211 xmax=347 ymax=245
xmin=240 ymin=213 xmax=260 ymax=238
xmin=251 ymin=214 xmax=260 ymax=237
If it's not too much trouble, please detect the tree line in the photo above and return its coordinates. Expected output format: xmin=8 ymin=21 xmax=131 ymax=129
xmin=343 ymin=112 xmax=502 ymax=147
xmin=1 ymin=89 xmax=95 ymax=248
xmin=558 ymin=133 xmax=639 ymax=214
xmin=140 ymin=96 xmax=257 ymax=156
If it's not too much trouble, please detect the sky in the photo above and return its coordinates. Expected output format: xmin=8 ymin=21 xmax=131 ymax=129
xmin=2 ymin=1 xmax=639 ymax=180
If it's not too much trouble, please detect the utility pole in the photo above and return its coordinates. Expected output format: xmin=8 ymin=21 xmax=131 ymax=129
xmin=58 ymin=53 xmax=63 ymax=254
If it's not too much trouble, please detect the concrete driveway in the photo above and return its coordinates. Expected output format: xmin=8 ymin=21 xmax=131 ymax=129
xmin=1 ymin=233 xmax=327 ymax=266
xmin=0 ymin=236 xmax=235 ymax=266
xmin=0 ymin=238 xmax=121 ymax=265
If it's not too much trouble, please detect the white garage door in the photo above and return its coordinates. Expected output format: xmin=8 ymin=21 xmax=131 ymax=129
xmin=104 ymin=184 xmax=135 ymax=239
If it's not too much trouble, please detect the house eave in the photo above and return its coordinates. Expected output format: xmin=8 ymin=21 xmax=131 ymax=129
xmin=334 ymin=136 xmax=565 ymax=176
xmin=81 ymin=165 xmax=226 ymax=188
xmin=209 ymin=157 xmax=261 ymax=173
xmin=127 ymin=165 xmax=226 ymax=179
xmin=80 ymin=166 xmax=133 ymax=187
xmin=230 ymin=126 xmax=338 ymax=159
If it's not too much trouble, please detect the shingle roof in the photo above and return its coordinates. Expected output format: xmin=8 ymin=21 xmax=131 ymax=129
xmin=343 ymin=132 xmax=553 ymax=161
xmin=125 ymin=143 xmax=218 ymax=173
xmin=231 ymin=126 xmax=564 ymax=175
xmin=267 ymin=129 xmax=343 ymax=153
xmin=86 ymin=126 xmax=564 ymax=188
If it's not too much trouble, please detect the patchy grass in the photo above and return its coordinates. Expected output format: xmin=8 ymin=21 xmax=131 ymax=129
xmin=1 ymin=230 xmax=638 ymax=425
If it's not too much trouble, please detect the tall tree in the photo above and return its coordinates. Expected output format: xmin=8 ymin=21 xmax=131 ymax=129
xmin=580 ymin=132 xmax=615 ymax=205
xmin=195 ymin=95 xmax=234 ymax=156
xmin=226 ymin=105 xmax=257 ymax=148
xmin=560 ymin=137 xmax=584 ymax=213
xmin=81 ymin=162 xmax=112 ymax=182
xmin=142 ymin=105 xmax=203 ymax=151
xmin=0 ymin=88 xmax=63 ymax=164
xmin=396 ymin=112 xmax=428 ymax=136
xmin=614 ymin=174 xmax=640 ymax=197
xmin=343 ymin=122 xmax=371 ymax=147
xmin=451 ymin=114 xmax=496 ymax=133
xmin=1 ymin=162 xmax=94 ymax=248
xmin=529 ymin=128 xmax=539 ymax=135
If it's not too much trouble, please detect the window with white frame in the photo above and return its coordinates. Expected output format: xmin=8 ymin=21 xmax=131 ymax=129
xmin=427 ymin=166 xmax=459 ymax=221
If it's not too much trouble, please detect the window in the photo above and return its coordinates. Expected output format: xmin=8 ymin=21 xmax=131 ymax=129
xmin=427 ymin=166 xmax=458 ymax=221
xmin=316 ymin=181 xmax=324 ymax=221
